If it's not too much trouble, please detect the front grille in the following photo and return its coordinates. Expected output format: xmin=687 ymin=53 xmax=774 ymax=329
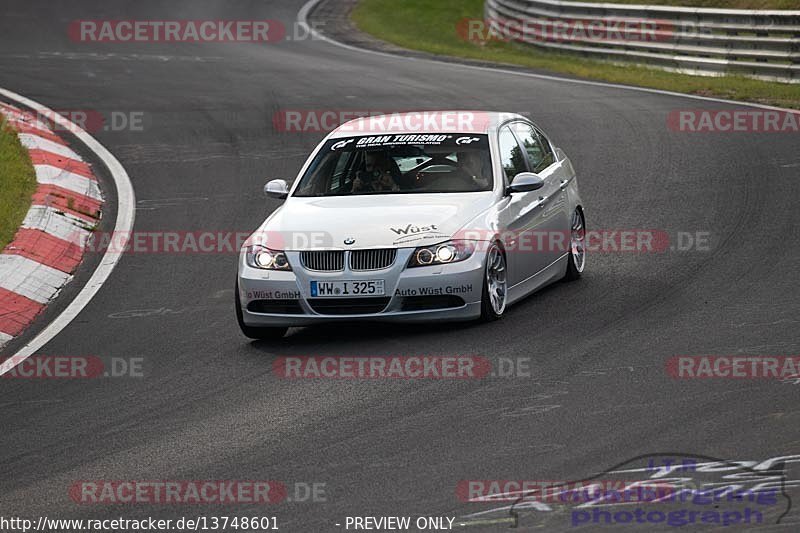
xmin=300 ymin=249 xmax=396 ymax=271
xmin=350 ymin=249 xmax=397 ymax=271
xmin=247 ymin=300 xmax=304 ymax=314
xmin=301 ymin=250 xmax=344 ymax=272
xmin=400 ymin=295 xmax=465 ymax=311
xmin=307 ymin=297 xmax=391 ymax=315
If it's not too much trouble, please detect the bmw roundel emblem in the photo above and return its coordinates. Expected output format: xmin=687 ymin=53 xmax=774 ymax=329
xmin=344 ymin=238 xmax=356 ymax=245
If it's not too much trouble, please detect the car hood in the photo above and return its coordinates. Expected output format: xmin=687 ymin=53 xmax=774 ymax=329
xmin=255 ymin=193 xmax=496 ymax=250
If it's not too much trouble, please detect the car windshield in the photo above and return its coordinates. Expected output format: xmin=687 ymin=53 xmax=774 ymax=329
xmin=293 ymin=134 xmax=493 ymax=197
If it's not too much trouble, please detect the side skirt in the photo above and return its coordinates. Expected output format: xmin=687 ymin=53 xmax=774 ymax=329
xmin=506 ymin=254 xmax=569 ymax=307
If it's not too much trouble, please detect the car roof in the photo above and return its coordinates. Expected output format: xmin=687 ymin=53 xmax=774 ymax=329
xmin=329 ymin=111 xmax=529 ymax=138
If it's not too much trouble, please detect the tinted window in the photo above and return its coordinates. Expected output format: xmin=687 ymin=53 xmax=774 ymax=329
xmin=498 ymin=126 xmax=527 ymax=181
xmin=512 ymin=123 xmax=554 ymax=173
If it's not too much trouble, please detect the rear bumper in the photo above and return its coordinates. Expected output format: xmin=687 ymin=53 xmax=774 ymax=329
xmin=237 ymin=248 xmax=485 ymax=326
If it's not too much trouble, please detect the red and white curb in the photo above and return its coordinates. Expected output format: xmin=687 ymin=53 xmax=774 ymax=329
xmin=0 ymin=101 xmax=104 ymax=350
xmin=0 ymin=88 xmax=134 ymax=375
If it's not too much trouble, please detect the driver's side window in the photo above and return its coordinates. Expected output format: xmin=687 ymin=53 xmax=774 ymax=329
xmin=498 ymin=126 xmax=527 ymax=182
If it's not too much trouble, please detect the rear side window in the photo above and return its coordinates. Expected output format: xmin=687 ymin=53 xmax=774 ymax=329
xmin=498 ymin=126 xmax=527 ymax=181
xmin=512 ymin=122 xmax=554 ymax=173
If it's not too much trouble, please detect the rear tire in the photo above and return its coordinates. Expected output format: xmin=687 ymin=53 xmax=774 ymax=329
xmin=480 ymin=243 xmax=507 ymax=322
xmin=564 ymin=208 xmax=586 ymax=281
xmin=236 ymin=283 xmax=288 ymax=340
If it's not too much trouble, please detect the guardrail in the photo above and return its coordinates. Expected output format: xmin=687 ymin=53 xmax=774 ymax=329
xmin=484 ymin=0 xmax=800 ymax=83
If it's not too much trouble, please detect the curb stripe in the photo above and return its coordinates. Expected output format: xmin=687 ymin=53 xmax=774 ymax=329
xmin=0 ymin=288 xmax=44 ymax=337
xmin=29 ymin=150 xmax=94 ymax=179
xmin=18 ymin=133 xmax=80 ymax=160
xmin=21 ymin=205 xmax=92 ymax=243
xmin=0 ymin=87 xmax=134 ymax=375
xmin=5 ymin=115 xmax=53 ymax=132
xmin=34 ymin=165 xmax=102 ymax=200
xmin=0 ymin=106 xmax=38 ymax=122
xmin=0 ymin=255 xmax=71 ymax=304
xmin=0 ymin=103 xmax=73 ymax=131
xmin=32 ymin=184 xmax=102 ymax=222
xmin=0 ymin=102 xmax=25 ymax=115
xmin=8 ymin=121 xmax=66 ymax=145
xmin=0 ymin=92 xmax=110 ymax=358
xmin=3 ymin=228 xmax=83 ymax=274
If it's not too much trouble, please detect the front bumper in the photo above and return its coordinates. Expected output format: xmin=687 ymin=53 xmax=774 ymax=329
xmin=237 ymin=248 xmax=485 ymax=326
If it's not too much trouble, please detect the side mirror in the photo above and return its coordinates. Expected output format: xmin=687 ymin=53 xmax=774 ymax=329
xmin=507 ymin=172 xmax=545 ymax=194
xmin=264 ymin=179 xmax=289 ymax=200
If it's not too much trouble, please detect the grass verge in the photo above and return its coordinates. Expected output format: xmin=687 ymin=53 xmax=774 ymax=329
xmin=351 ymin=0 xmax=800 ymax=109
xmin=0 ymin=117 xmax=37 ymax=251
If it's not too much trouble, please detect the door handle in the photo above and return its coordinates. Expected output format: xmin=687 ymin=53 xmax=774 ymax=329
xmin=560 ymin=179 xmax=569 ymax=191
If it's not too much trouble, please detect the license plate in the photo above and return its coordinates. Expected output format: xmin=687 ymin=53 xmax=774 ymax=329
xmin=310 ymin=280 xmax=385 ymax=297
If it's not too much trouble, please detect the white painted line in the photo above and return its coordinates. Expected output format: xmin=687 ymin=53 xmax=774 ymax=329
xmin=0 ymin=87 xmax=135 ymax=375
xmin=0 ymin=255 xmax=73 ymax=304
xmin=0 ymin=332 xmax=11 ymax=349
xmin=18 ymin=133 xmax=81 ymax=160
xmin=21 ymin=205 xmax=93 ymax=243
xmin=297 ymin=0 xmax=800 ymax=115
xmin=35 ymin=165 xmax=103 ymax=200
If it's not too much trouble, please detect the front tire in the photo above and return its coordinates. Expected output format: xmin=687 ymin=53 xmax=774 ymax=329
xmin=480 ymin=243 xmax=507 ymax=321
xmin=236 ymin=283 xmax=288 ymax=340
xmin=564 ymin=208 xmax=586 ymax=281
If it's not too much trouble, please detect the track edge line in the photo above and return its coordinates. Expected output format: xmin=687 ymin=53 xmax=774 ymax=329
xmin=0 ymin=87 xmax=136 ymax=374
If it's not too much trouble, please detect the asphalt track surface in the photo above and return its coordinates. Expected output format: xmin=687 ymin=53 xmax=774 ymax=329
xmin=1 ymin=1 xmax=799 ymax=531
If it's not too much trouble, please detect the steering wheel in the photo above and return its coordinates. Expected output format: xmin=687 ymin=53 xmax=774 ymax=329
xmin=410 ymin=155 xmax=457 ymax=183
